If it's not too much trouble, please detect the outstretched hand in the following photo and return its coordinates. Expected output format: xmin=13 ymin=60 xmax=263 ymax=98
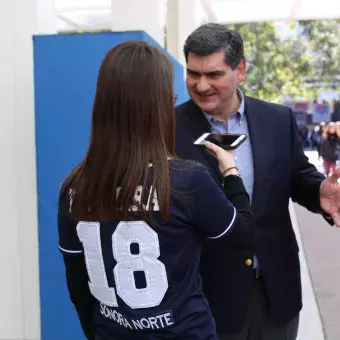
xmin=320 ymin=167 xmax=340 ymax=227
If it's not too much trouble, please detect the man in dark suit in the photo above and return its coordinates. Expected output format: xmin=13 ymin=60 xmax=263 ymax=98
xmin=175 ymin=23 xmax=340 ymax=340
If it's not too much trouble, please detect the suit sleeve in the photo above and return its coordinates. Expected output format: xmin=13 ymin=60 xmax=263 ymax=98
xmin=190 ymin=169 xmax=254 ymax=247
xmin=58 ymin=191 xmax=96 ymax=340
xmin=289 ymin=109 xmax=330 ymax=219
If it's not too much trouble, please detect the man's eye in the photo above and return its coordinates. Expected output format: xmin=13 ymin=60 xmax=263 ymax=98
xmin=209 ymin=74 xmax=221 ymax=79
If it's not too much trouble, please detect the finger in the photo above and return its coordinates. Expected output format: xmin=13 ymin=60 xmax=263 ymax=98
xmin=204 ymin=141 xmax=222 ymax=155
xmin=206 ymin=149 xmax=216 ymax=158
xmin=329 ymin=167 xmax=340 ymax=183
xmin=204 ymin=142 xmax=217 ymax=157
xmin=332 ymin=212 xmax=340 ymax=227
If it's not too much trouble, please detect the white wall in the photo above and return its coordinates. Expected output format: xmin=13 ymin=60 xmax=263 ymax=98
xmin=111 ymin=0 xmax=167 ymax=46
xmin=0 ymin=0 xmax=40 ymax=338
xmin=166 ymin=0 xmax=207 ymax=65
xmin=36 ymin=0 xmax=57 ymax=34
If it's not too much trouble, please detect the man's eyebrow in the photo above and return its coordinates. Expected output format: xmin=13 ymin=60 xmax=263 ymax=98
xmin=186 ymin=68 xmax=225 ymax=76
xmin=186 ymin=68 xmax=200 ymax=74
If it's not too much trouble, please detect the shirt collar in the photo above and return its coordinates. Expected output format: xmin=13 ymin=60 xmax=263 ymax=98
xmin=202 ymin=88 xmax=245 ymax=124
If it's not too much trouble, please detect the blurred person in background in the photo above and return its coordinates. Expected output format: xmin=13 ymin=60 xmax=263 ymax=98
xmin=335 ymin=121 xmax=340 ymax=164
xmin=297 ymin=125 xmax=309 ymax=148
xmin=318 ymin=122 xmax=326 ymax=159
xmin=175 ymin=22 xmax=340 ymax=340
xmin=320 ymin=122 xmax=340 ymax=176
xmin=311 ymin=123 xmax=325 ymax=158
xmin=58 ymin=41 xmax=254 ymax=340
xmin=332 ymin=101 xmax=340 ymax=121
xmin=335 ymin=121 xmax=340 ymax=139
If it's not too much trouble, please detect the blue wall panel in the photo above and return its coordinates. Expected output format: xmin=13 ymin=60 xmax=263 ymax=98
xmin=34 ymin=31 xmax=188 ymax=340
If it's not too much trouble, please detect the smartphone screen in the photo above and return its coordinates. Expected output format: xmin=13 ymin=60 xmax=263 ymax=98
xmin=194 ymin=133 xmax=247 ymax=149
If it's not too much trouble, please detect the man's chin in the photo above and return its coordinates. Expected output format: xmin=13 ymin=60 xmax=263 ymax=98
xmin=197 ymin=102 xmax=217 ymax=113
xmin=188 ymin=93 xmax=218 ymax=112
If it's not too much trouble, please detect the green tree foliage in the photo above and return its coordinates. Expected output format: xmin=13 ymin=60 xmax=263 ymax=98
xmin=226 ymin=20 xmax=340 ymax=103
xmin=299 ymin=19 xmax=340 ymax=83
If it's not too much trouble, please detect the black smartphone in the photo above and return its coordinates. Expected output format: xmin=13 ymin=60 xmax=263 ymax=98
xmin=193 ymin=133 xmax=247 ymax=150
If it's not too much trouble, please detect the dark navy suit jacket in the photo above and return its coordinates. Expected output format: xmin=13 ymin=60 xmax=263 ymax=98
xmin=175 ymin=97 xmax=326 ymax=334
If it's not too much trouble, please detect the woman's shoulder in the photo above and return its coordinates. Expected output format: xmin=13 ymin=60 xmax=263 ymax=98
xmin=169 ymin=159 xmax=213 ymax=189
xmin=170 ymin=159 xmax=207 ymax=173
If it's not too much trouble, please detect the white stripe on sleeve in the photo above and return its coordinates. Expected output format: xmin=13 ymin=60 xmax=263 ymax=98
xmin=59 ymin=246 xmax=83 ymax=254
xmin=208 ymin=207 xmax=237 ymax=240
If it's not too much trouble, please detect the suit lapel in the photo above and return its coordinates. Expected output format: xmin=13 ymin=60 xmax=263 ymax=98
xmin=181 ymin=101 xmax=222 ymax=182
xmin=244 ymin=97 xmax=268 ymax=211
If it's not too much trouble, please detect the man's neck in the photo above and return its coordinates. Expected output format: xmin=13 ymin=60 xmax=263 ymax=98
xmin=209 ymin=92 xmax=241 ymax=122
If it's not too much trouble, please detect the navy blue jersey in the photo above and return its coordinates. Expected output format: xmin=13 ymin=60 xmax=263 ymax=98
xmin=58 ymin=160 xmax=237 ymax=339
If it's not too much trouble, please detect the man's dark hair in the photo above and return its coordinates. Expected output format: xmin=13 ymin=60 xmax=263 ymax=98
xmin=184 ymin=23 xmax=245 ymax=70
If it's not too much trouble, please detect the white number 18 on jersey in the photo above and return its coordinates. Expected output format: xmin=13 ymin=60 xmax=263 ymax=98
xmin=77 ymin=221 xmax=169 ymax=309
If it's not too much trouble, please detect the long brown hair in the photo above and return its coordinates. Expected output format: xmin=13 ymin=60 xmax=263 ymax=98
xmin=63 ymin=41 xmax=175 ymax=222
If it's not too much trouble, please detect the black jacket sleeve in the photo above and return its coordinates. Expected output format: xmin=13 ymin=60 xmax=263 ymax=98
xmin=190 ymin=168 xmax=254 ymax=248
xmin=62 ymin=253 xmax=96 ymax=340
xmin=218 ymin=174 xmax=254 ymax=247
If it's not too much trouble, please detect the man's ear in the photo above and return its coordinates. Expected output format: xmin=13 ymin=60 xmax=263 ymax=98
xmin=237 ymin=59 xmax=246 ymax=84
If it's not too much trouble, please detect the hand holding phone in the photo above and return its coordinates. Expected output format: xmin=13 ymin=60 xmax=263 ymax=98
xmin=204 ymin=141 xmax=237 ymax=176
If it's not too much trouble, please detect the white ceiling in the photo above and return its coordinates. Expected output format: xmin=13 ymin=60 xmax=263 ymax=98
xmin=55 ymin=0 xmax=340 ymax=31
xmin=209 ymin=0 xmax=340 ymax=23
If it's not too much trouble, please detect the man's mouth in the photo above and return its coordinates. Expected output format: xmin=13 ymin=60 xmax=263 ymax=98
xmin=197 ymin=93 xmax=215 ymax=98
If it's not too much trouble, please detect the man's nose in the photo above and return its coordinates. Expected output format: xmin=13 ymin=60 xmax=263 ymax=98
xmin=196 ymin=77 xmax=210 ymax=93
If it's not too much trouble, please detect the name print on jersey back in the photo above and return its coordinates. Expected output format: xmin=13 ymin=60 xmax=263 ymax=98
xmin=100 ymin=303 xmax=174 ymax=331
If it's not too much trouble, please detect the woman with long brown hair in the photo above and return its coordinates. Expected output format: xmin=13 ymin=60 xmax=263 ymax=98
xmin=58 ymin=41 xmax=254 ymax=340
